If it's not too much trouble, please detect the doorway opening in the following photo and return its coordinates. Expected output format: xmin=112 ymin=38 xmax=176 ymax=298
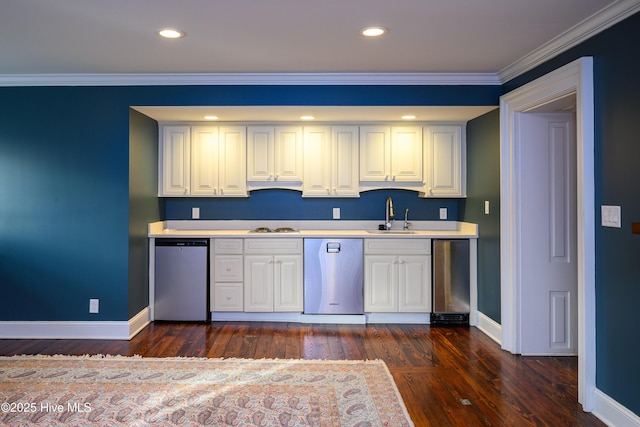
xmin=500 ymin=57 xmax=595 ymax=410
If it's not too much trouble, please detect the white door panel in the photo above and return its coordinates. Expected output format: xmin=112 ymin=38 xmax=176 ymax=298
xmin=519 ymin=112 xmax=577 ymax=355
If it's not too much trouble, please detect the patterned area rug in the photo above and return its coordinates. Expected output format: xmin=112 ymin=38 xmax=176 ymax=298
xmin=0 ymin=355 xmax=414 ymax=426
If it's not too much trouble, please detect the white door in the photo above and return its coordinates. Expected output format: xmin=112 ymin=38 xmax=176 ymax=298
xmin=518 ymin=112 xmax=577 ymax=355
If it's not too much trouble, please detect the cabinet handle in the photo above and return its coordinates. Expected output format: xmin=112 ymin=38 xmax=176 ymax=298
xmin=274 ymin=174 xmax=279 ymax=181
xmin=184 ymin=187 xmax=189 ymax=195
xmin=226 ymin=267 xmax=231 ymax=271
xmin=220 ymin=188 xmax=224 ymax=195
xmin=269 ymin=173 xmax=273 ymax=181
xmin=326 ymin=188 xmax=330 ymax=194
xmin=226 ymin=296 xmax=231 ymax=301
xmin=385 ymin=175 xmax=389 ymax=181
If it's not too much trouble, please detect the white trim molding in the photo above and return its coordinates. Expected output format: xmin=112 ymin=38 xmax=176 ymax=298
xmin=499 ymin=0 xmax=640 ymax=83
xmin=594 ymin=389 xmax=640 ymax=427
xmin=0 ymin=307 xmax=150 ymax=340
xmin=475 ymin=312 xmax=502 ymax=346
xmin=500 ymin=57 xmax=595 ymax=411
xmin=0 ymin=72 xmax=500 ymax=87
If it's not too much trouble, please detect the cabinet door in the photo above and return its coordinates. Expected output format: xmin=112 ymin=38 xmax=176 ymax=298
xmin=218 ymin=126 xmax=247 ymax=196
xmin=273 ymin=254 xmax=303 ymax=311
xmin=190 ymin=126 xmax=219 ymax=196
xmin=160 ymin=126 xmax=190 ymax=196
xmin=364 ymin=255 xmax=397 ymax=312
xmin=359 ymin=125 xmax=391 ymax=181
xmin=398 ymin=255 xmax=431 ymax=312
xmin=247 ymin=126 xmax=275 ymax=181
xmin=244 ymin=255 xmax=274 ymax=312
xmin=391 ymin=126 xmax=423 ymax=182
xmin=424 ymin=125 xmax=465 ymax=197
xmin=302 ymin=126 xmax=332 ymax=196
xmin=275 ymin=126 xmax=303 ymax=181
xmin=332 ymin=126 xmax=360 ymax=197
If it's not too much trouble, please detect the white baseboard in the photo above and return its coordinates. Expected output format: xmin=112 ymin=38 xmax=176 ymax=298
xmin=593 ymin=389 xmax=640 ymax=427
xmin=475 ymin=311 xmax=502 ymax=345
xmin=0 ymin=307 xmax=150 ymax=340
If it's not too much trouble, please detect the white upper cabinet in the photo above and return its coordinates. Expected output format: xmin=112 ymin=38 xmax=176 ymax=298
xmin=246 ymin=126 xmax=275 ymax=181
xmin=247 ymin=125 xmax=303 ymax=188
xmin=159 ymin=126 xmax=191 ymax=196
xmin=217 ymin=126 xmax=247 ymax=197
xmin=159 ymin=125 xmax=246 ymax=197
xmin=423 ymin=125 xmax=465 ymax=197
xmin=360 ymin=125 xmax=423 ymax=183
xmin=303 ymin=125 xmax=359 ymax=197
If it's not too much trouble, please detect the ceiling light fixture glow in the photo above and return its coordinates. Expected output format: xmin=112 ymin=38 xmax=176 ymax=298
xmin=157 ymin=28 xmax=185 ymax=39
xmin=401 ymin=115 xmax=417 ymax=120
xmin=204 ymin=115 xmax=218 ymax=120
xmin=300 ymin=115 xmax=315 ymax=120
xmin=360 ymin=26 xmax=387 ymax=37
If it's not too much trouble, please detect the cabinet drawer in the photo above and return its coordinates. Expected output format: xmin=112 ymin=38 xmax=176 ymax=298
xmin=214 ymin=239 xmax=243 ymax=254
xmin=212 ymin=283 xmax=243 ymax=311
xmin=364 ymin=238 xmax=431 ymax=255
xmin=214 ymin=255 xmax=243 ymax=281
xmin=244 ymin=238 xmax=303 ymax=254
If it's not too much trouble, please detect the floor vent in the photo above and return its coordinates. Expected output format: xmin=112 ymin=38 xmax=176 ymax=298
xmin=430 ymin=312 xmax=469 ymax=325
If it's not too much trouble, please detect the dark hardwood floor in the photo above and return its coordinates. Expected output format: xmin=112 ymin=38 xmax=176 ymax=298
xmin=0 ymin=322 xmax=604 ymax=426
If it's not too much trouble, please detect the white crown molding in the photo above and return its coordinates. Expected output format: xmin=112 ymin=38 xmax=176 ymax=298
xmin=0 ymin=72 xmax=500 ymax=87
xmin=499 ymin=0 xmax=640 ymax=83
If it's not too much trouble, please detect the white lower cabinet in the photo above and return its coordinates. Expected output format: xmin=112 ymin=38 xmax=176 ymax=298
xmin=364 ymin=239 xmax=432 ymax=313
xmin=244 ymin=239 xmax=303 ymax=312
xmin=211 ymin=239 xmax=244 ymax=312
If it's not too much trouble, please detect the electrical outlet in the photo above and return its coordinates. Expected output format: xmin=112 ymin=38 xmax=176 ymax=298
xmin=332 ymin=207 xmax=340 ymax=220
xmin=439 ymin=208 xmax=448 ymax=220
xmin=89 ymin=299 xmax=99 ymax=314
xmin=192 ymin=207 xmax=200 ymax=219
xmin=484 ymin=200 xmax=490 ymax=215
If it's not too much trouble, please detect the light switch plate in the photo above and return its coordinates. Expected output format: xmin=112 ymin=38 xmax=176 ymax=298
xmin=332 ymin=207 xmax=340 ymax=220
xmin=192 ymin=207 xmax=200 ymax=219
xmin=439 ymin=208 xmax=448 ymax=220
xmin=601 ymin=205 xmax=621 ymax=228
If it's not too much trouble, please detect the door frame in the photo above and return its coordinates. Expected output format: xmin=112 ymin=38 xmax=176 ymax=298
xmin=499 ymin=57 xmax=595 ymax=410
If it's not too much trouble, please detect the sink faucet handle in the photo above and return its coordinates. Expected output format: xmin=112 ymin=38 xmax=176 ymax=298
xmin=403 ymin=208 xmax=411 ymax=230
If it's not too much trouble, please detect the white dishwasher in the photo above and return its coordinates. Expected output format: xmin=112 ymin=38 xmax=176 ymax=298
xmin=154 ymin=239 xmax=209 ymax=321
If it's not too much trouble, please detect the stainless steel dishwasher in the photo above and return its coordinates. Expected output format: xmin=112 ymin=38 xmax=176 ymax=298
xmin=154 ymin=239 xmax=209 ymax=321
xmin=303 ymin=239 xmax=364 ymax=314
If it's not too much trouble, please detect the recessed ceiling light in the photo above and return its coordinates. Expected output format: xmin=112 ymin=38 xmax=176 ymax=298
xmin=156 ymin=28 xmax=185 ymax=39
xmin=401 ymin=115 xmax=417 ymax=120
xmin=300 ymin=115 xmax=315 ymax=120
xmin=360 ymin=26 xmax=388 ymax=37
xmin=203 ymin=115 xmax=218 ymax=120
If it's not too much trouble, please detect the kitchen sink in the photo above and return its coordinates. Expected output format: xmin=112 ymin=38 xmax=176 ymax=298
xmin=366 ymin=230 xmax=416 ymax=234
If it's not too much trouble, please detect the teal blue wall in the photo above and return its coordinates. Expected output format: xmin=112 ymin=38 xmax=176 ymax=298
xmin=0 ymin=84 xmax=500 ymax=322
xmin=464 ymin=109 xmax=501 ymax=322
xmin=164 ymin=189 xmax=459 ymax=221
xmin=503 ymin=11 xmax=640 ymax=416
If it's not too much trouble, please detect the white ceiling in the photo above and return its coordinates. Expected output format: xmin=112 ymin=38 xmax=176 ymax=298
xmin=0 ymin=0 xmax=623 ymax=76
xmin=2 ymin=0 xmax=637 ymax=121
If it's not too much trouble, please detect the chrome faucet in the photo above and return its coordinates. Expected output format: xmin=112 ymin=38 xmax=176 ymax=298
xmin=403 ymin=208 xmax=411 ymax=230
xmin=385 ymin=196 xmax=395 ymax=230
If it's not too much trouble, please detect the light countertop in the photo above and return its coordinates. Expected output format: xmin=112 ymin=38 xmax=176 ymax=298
xmin=148 ymin=220 xmax=478 ymax=239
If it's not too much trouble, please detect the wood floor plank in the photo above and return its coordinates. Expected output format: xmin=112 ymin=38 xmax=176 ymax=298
xmin=0 ymin=322 xmax=605 ymax=426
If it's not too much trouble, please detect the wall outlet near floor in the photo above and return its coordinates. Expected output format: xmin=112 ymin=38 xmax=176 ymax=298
xmin=89 ymin=299 xmax=99 ymax=314
xmin=332 ymin=207 xmax=340 ymax=220
xmin=192 ymin=207 xmax=200 ymax=219
xmin=439 ymin=208 xmax=448 ymax=220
